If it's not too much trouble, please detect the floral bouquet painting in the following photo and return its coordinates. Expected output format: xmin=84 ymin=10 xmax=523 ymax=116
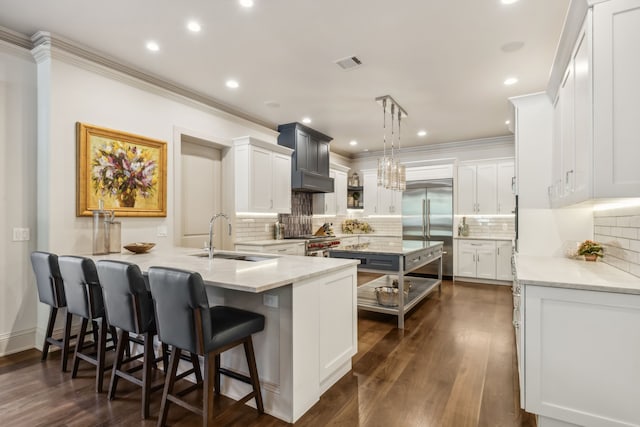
xmin=77 ymin=123 xmax=167 ymax=217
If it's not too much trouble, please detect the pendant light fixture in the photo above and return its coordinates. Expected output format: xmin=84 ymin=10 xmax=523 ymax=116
xmin=376 ymin=95 xmax=407 ymax=191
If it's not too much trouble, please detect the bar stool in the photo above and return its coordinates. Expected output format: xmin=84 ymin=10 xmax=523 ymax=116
xmin=96 ymin=260 xmax=202 ymax=419
xmin=30 ymin=251 xmax=74 ymax=372
xmin=148 ymin=267 xmax=265 ymax=426
xmin=58 ymin=255 xmax=117 ymax=392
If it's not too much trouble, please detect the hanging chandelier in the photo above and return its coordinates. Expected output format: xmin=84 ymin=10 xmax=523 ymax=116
xmin=376 ymin=95 xmax=407 ymax=191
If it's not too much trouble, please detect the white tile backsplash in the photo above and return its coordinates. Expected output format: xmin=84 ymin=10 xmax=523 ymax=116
xmin=593 ymin=203 xmax=640 ymax=278
xmin=455 ymin=215 xmax=515 ymax=238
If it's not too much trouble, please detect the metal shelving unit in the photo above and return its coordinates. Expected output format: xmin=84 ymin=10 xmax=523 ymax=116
xmin=357 ymin=275 xmax=441 ymax=315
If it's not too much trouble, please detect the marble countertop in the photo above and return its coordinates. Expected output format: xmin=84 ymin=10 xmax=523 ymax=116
xmin=89 ymin=247 xmax=358 ymax=293
xmin=454 ymin=236 xmax=515 ymax=241
xmin=235 ymin=239 xmax=307 ymax=246
xmin=330 ymin=240 xmax=443 ymax=256
xmin=515 ymin=255 xmax=640 ymax=295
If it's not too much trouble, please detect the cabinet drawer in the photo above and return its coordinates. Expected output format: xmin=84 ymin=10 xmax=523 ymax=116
xmin=404 ymin=247 xmax=441 ymax=270
xmin=330 ymin=252 xmax=399 ymax=271
xmin=458 ymin=240 xmax=496 ymax=250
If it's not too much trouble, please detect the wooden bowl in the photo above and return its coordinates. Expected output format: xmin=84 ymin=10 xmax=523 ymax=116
xmin=123 ymin=242 xmax=155 ymax=254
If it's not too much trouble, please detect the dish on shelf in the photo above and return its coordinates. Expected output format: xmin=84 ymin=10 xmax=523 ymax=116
xmin=374 ymin=286 xmax=408 ymax=307
xmin=123 ymin=242 xmax=155 ymax=254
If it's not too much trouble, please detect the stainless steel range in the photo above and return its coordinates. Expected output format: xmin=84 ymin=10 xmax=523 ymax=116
xmin=287 ymin=236 xmax=342 ymax=256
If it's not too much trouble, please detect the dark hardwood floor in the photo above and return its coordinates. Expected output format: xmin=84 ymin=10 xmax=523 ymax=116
xmin=0 ymin=279 xmax=535 ymax=426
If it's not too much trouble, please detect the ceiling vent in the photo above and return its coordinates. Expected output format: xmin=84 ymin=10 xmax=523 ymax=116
xmin=335 ymin=55 xmax=362 ymax=71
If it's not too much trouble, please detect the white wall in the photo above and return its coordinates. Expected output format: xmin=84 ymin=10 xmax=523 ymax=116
xmin=0 ymin=41 xmax=38 ymax=355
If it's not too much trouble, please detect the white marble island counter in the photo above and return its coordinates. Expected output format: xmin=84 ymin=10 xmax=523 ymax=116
xmin=92 ymin=247 xmax=358 ymax=293
xmin=91 ymin=247 xmax=358 ymax=423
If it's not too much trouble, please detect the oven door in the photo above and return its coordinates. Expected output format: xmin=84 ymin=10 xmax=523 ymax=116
xmin=307 ymin=249 xmax=329 ymax=257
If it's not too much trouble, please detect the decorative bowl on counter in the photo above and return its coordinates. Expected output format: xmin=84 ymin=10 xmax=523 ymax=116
xmin=123 ymin=242 xmax=155 ymax=254
xmin=374 ymin=286 xmax=408 ymax=307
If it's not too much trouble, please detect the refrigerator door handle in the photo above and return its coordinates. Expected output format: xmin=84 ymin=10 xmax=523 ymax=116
xmin=426 ymin=199 xmax=431 ymax=238
xmin=422 ymin=199 xmax=427 ymax=238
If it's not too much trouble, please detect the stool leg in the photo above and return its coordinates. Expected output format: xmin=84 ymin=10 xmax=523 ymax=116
xmin=190 ymin=353 xmax=203 ymax=384
xmin=203 ymin=353 xmax=215 ymax=426
xmin=61 ymin=312 xmax=73 ymax=372
xmin=72 ymin=318 xmax=88 ymax=378
xmin=141 ymin=332 xmax=153 ymax=419
xmin=96 ymin=317 xmax=107 ymax=393
xmin=42 ymin=307 xmax=57 ymax=361
xmin=91 ymin=320 xmax=99 ymax=351
xmin=108 ymin=329 xmax=127 ymax=401
xmin=244 ymin=337 xmax=264 ymax=414
xmin=161 ymin=343 xmax=169 ymax=372
xmin=158 ymin=347 xmax=181 ymax=427
xmin=214 ymin=354 xmax=221 ymax=395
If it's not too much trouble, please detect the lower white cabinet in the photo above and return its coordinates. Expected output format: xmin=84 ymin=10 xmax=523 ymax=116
xmin=457 ymin=240 xmax=496 ymax=279
xmin=235 ymin=242 xmax=305 ymax=256
xmin=496 ymin=241 xmax=513 ymax=281
xmin=523 ymin=284 xmax=640 ymax=426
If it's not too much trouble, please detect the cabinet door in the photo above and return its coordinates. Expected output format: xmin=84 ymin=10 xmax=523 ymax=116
xmin=457 ymin=242 xmax=477 ymax=277
xmin=272 ymin=152 xmax=292 ymax=213
xmin=295 ymin=129 xmax=309 ymax=171
xmin=250 ymin=146 xmax=272 ymax=212
xmin=496 ymin=241 xmax=513 ymax=281
xmin=475 ymin=244 xmax=496 ymax=280
xmin=307 ymin=136 xmax=320 ymax=174
xmin=475 ymin=163 xmax=497 ymax=214
xmin=457 ymin=165 xmax=476 ymax=214
xmin=334 ymin=170 xmax=348 ymax=215
xmin=317 ymin=141 xmax=330 ymax=176
xmin=363 ymin=172 xmax=378 ymax=215
xmin=572 ymin=25 xmax=591 ymax=202
xmin=560 ymin=64 xmax=575 ymax=199
xmin=551 ymin=94 xmax=563 ymax=204
xmin=497 ymin=161 xmax=515 ymax=214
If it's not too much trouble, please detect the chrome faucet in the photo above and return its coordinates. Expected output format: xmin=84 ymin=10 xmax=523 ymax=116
xmin=208 ymin=213 xmax=232 ymax=259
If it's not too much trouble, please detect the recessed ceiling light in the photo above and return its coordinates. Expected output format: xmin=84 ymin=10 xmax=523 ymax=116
xmin=417 ymin=130 xmax=427 ymax=137
xmin=187 ymin=21 xmax=201 ymax=32
xmin=505 ymin=120 xmax=511 ymax=125
xmin=239 ymin=0 xmax=254 ymax=8
xmin=146 ymin=41 xmax=159 ymax=52
xmin=349 ymin=140 xmax=358 ymax=146
xmin=363 ymin=148 xmax=369 ymax=152
xmin=501 ymin=41 xmax=524 ymax=53
xmin=226 ymin=79 xmax=239 ymax=89
xmin=501 ymin=0 xmax=519 ymax=4
xmin=302 ymin=117 xmax=311 ymax=124
xmin=504 ymin=77 xmax=518 ymax=86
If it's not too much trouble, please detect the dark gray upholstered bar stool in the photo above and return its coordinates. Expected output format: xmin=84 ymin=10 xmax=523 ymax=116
xmin=96 ymin=260 xmax=203 ymax=419
xmin=30 ymin=251 xmax=74 ymax=372
xmin=148 ymin=267 xmax=265 ymax=427
xmin=58 ymin=255 xmax=118 ymax=392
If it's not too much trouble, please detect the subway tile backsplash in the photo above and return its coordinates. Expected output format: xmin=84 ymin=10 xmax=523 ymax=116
xmin=593 ymin=203 xmax=640 ymax=278
xmin=454 ymin=215 xmax=516 ymax=238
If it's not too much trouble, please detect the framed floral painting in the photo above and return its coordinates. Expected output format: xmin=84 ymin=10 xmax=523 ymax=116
xmin=76 ymin=123 xmax=167 ymax=217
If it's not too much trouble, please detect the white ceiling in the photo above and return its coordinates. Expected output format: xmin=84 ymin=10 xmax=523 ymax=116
xmin=0 ymin=0 xmax=570 ymax=157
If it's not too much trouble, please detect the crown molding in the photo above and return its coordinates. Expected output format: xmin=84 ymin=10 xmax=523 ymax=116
xmin=24 ymin=31 xmax=278 ymax=137
xmin=351 ymin=135 xmax=514 ymax=160
xmin=0 ymin=25 xmax=32 ymax=49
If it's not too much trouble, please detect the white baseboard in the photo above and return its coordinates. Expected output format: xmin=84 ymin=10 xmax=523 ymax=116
xmin=453 ymin=276 xmax=511 ymax=286
xmin=0 ymin=328 xmax=36 ymax=356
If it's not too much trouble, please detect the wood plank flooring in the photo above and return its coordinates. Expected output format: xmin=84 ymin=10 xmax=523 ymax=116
xmin=0 ymin=280 xmax=535 ymax=426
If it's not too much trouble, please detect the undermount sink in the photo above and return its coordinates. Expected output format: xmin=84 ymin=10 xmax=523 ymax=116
xmin=191 ymin=252 xmax=278 ymax=262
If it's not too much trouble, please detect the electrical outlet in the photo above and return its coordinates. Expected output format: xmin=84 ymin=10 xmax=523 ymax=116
xmin=263 ymin=294 xmax=278 ymax=308
xmin=157 ymin=225 xmax=168 ymax=237
xmin=12 ymin=227 xmax=30 ymax=241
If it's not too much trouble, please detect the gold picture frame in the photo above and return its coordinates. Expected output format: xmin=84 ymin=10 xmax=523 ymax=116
xmin=77 ymin=122 xmax=167 ymax=217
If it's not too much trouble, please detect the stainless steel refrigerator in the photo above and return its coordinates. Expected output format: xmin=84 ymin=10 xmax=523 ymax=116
xmin=402 ymin=178 xmax=453 ymax=278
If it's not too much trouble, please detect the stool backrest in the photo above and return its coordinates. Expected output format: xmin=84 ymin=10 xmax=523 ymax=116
xmin=148 ymin=267 xmax=211 ymax=355
xmin=97 ymin=260 xmax=155 ymax=334
xmin=59 ymin=256 xmax=105 ymax=319
xmin=30 ymin=251 xmax=66 ymax=307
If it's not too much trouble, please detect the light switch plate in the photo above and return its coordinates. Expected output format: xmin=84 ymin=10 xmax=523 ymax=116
xmin=12 ymin=227 xmax=30 ymax=241
xmin=157 ymin=225 xmax=168 ymax=237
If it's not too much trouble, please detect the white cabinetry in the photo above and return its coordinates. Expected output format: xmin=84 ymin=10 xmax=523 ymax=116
xmin=549 ymin=1 xmax=640 ymax=206
xmin=496 ymin=241 xmax=513 ymax=281
xmin=362 ymin=170 xmax=401 ymax=215
xmin=234 ymin=137 xmax=293 ymax=214
xmin=523 ymin=284 xmax=640 ymax=426
xmin=313 ymin=164 xmax=349 ymax=216
xmin=235 ymin=242 xmax=305 ymax=256
xmin=457 ymin=160 xmax=514 ymax=215
xmin=456 ymin=240 xmax=496 ymax=280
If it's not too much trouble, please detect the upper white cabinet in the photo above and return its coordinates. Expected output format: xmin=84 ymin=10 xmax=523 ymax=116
xmin=550 ymin=0 xmax=640 ymax=206
xmin=457 ymin=159 xmax=514 ymax=215
xmin=234 ymin=137 xmax=293 ymax=214
xmin=362 ymin=170 xmax=402 ymax=215
xmin=313 ymin=163 xmax=349 ymax=216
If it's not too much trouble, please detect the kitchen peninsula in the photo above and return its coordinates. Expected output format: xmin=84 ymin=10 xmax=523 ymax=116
xmin=91 ymin=247 xmax=359 ymax=423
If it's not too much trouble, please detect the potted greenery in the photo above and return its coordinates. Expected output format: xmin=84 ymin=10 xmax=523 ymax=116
xmin=577 ymin=240 xmax=603 ymax=261
xmin=352 ymin=191 xmax=361 ymax=208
